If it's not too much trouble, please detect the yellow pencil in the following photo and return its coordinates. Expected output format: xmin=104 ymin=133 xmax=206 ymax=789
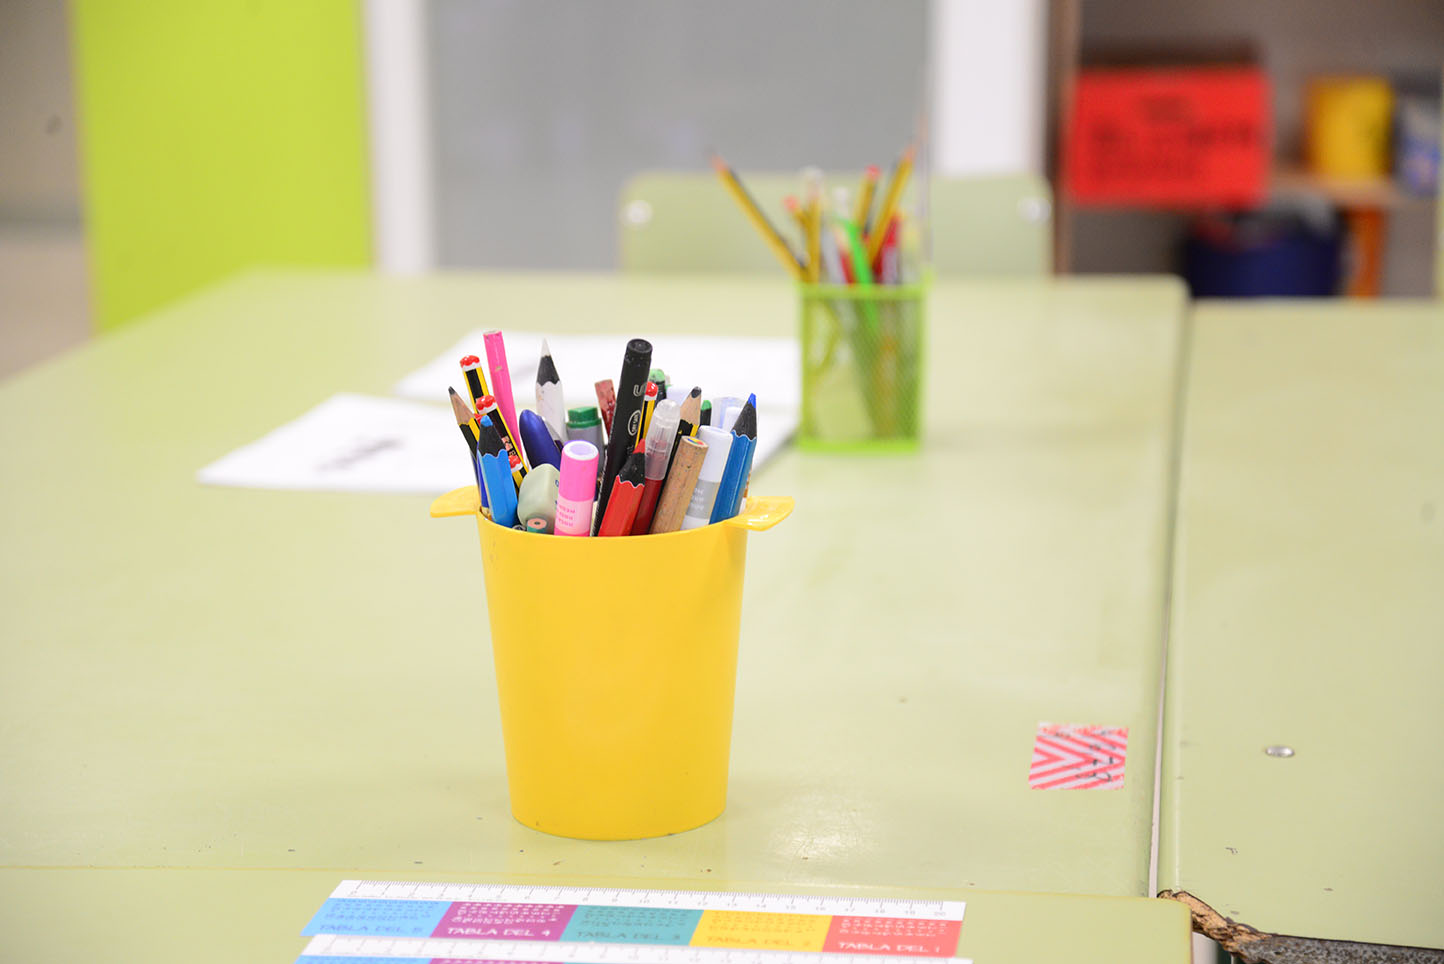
xmin=783 ymin=195 xmax=806 ymax=233
xmin=802 ymin=168 xmax=823 ymax=284
xmin=866 ymin=145 xmax=915 ymax=264
xmin=855 ymin=164 xmax=880 ymax=234
xmin=711 ymin=155 xmax=805 ymax=280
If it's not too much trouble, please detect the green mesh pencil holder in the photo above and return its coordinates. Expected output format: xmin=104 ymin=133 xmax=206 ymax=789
xmin=798 ymin=281 xmax=927 ymax=451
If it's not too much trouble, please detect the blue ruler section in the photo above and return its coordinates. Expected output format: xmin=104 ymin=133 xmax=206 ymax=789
xmin=560 ymin=906 xmax=705 ymax=945
xmin=302 ymin=897 xmax=451 ymax=937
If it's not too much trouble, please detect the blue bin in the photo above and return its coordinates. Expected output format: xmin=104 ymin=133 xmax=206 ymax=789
xmin=1183 ymin=211 xmax=1342 ymax=297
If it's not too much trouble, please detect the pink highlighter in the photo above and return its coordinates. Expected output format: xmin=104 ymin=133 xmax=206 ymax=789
xmin=554 ymin=440 xmax=599 ymax=537
xmin=483 ymin=329 xmax=521 ymax=447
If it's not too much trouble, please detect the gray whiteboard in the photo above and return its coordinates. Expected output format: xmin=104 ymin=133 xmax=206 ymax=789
xmin=428 ymin=0 xmax=927 ymax=269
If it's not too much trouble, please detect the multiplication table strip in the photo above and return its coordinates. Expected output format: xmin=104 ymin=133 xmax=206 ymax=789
xmin=298 ymin=881 xmax=967 ymax=963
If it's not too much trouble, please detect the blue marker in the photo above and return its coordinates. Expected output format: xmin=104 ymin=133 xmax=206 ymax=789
xmin=519 ymin=409 xmax=562 ymax=471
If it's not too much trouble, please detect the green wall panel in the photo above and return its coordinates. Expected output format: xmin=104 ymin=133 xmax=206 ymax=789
xmin=72 ymin=0 xmax=371 ymax=330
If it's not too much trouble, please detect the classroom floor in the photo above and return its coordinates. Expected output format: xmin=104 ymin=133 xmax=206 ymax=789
xmin=0 ymin=222 xmax=91 ymax=378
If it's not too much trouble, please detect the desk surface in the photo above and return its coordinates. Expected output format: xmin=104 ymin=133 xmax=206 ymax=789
xmin=1159 ymin=299 xmax=1444 ymax=948
xmin=0 ymin=271 xmax=1186 ymax=933
xmin=0 ymin=870 xmax=1191 ymax=964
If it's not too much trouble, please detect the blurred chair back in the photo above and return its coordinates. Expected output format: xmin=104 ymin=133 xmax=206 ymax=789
xmin=618 ymin=171 xmax=1052 ymax=276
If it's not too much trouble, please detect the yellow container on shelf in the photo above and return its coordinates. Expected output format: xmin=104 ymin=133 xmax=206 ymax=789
xmin=430 ymin=485 xmax=793 ymax=840
xmin=1306 ymin=76 xmax=1394 ymax=179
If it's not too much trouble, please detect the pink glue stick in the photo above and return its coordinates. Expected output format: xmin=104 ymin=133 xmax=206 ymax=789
xmin=554 ymin=440 xmax=599 ymax=537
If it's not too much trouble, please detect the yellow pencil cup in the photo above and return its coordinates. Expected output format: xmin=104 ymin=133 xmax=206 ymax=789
xmin=430 ymin=486 xmax=793 ymax=840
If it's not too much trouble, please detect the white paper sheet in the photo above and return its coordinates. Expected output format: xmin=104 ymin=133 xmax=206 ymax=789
xmin=197 ymin=393 xmax=793 ymax=496
xmin=196 ymin=394 xmax=471 ymax=495
xmin=394 ymin=331 xmax=802 ymax=412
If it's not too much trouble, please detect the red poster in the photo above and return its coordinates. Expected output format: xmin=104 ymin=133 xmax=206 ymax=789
xmin=1065 ymin=66 xmax=1270 ymax=207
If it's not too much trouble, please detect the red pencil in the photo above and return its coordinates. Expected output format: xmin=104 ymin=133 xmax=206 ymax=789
xmin=597 ymin=450 xmax=645 ymax=536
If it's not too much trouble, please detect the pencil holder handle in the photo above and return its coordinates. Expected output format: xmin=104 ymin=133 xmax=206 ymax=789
xmin=724 ymin=496 xmax=793 ymax=532
xmin=430 ymin=485 xmax=481 ymax=518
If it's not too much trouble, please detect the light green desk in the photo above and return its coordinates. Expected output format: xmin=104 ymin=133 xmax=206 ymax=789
xmin=1160 ymin=300 xmax=1444 ymax=958
xmin=0 ymin=271 xmax=1188 ymax=959
xmin=0 ymin=870 xmax=1189 ymax=963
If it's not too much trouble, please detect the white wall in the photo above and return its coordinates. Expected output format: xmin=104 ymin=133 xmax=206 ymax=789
xmin=929 ymin=0 xmax=1048 ymax=177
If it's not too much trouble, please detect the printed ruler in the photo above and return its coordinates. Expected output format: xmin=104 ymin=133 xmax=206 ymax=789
xmin=298 ymin=935 xmax=972 ymax=964
xmin=325 ymin=881 xmax=965 ymax=920
xmin=301 ymin=881 xmax=967 ymax=960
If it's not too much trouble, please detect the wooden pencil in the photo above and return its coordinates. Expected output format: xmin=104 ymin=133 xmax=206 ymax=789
xmin=650 ymin=435 xmax=707 ymax=534
xmin=667 ymin=385 xmax=703 ymax=478
xmin=711 ymin=154 xmax=805 ymax=280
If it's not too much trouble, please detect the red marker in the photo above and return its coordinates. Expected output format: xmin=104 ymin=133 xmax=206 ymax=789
xmin=597 ymin=448 xmax=645 ymax=537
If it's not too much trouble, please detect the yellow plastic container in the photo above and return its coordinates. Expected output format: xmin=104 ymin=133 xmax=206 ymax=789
xmin=430 ymin=485 xmax=793 ymax=840
xmin=1306 ymin=76 xmax=1394 ymax=179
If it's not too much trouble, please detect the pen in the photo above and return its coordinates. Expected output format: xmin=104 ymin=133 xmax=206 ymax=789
xmin=631 ymin=398 xmax=681 ymax=535
xmin=535 ymin=339 xmax=567 ymax=445
xmin=554 ymin=440 xmax=598 ymax=537
xmin=712 ymin=396 xmax=742 ymax=433
xmin=595 ymin=338 xmax=652 ymax=533
xmin=483 ymin=330 xmax=522 ymax=449
xmin=700 ymin=399 xmax=712 ymax=426
xmin=519 ymin=409 xmax=562 ymax=471
xmin=649 ymin=367 xmax=669 ymax=401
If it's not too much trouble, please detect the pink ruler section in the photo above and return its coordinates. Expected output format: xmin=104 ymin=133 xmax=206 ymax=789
xmin=823 ymin=916 xmax=962 ymax=956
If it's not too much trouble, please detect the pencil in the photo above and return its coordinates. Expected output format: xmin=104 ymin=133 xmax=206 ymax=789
xmin=535 ymin=339 xmax=567 ymax=445
xmin=650 ymin=435 xmax=707 ymax=534
xmin=459 ymin=355 xmax=489 ymax=411
xmin=449 ymin=387 xmax=485 ymax=505
xmin=856 ymin=164 xmax=880 ymax=235
xmin=866 ymin=145 xmax=914 ymax=264
xmin=802 ymin=168 xmax=823 ymax=284
xmin=805 ymin=195 xmax=822 ymax=283
xmin=667 ymin=385 xmax=703 ymax=479
xmin=783 ymin=195 xmax=806 ymax=233
xmin=711 ymin=154 xmax=805 ymax=280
